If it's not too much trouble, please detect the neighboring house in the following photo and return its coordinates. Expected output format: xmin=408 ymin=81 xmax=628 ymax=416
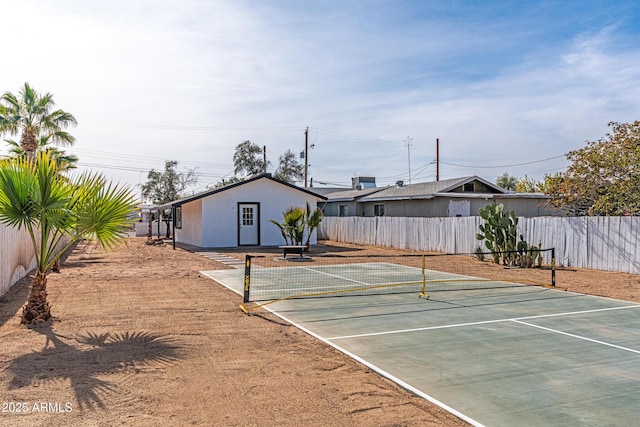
xmin=322 ymin=176 xmax=557 ymax=218
xmin=156 ymin=173 xmax=326 ymax=248
xmin=320 ymin=186 xmax=388 ymax=217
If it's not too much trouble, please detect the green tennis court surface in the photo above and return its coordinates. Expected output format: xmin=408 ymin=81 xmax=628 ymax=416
xmin=203 ymin=263 xmax=640 ymax=427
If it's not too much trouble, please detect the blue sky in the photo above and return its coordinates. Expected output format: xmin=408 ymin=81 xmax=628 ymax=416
xmin=2 ymin=0 xmax=640 ymax=194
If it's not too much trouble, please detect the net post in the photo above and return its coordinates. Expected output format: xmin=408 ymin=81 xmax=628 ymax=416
xmin=419 ymin=252 xmax=429 ymax=299
xmin=243 ymin=255 xmax=252 ymax=303
xmin=551 ymin=248 xmax=556 ymax=287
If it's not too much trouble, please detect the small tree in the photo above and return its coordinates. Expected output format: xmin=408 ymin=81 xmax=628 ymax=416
xmin=303 ymin=202 xmax=323 ymax=250
xmin=515 ymin=175 xmax=549 ymax=193
xmin=0 ymin=151 xmax=138 ymax=324
xmin=141 ymin=160 xmax=198 ymax=237
xmin=496 ymin=173 xmax=517 ymax=191
xmin=270 ymin=203 xmax=323 ymax=250
xmin=274 ymin=149 xmax=304 ymax=184
xmin=269 ymin=207 xmax=306 ymax=245
xmin=233 ymin=140 xmax=269 ymax=177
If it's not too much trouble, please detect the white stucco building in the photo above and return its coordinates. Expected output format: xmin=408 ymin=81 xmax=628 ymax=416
xmin=157 ymin=173 xmax=326 ymax=248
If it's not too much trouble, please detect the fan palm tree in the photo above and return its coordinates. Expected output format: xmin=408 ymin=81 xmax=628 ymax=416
xmin=0 ymin=151 xmax=138 ymax=324
xmin=0 ymin=82 xmax=77 ymax=161
xmin=5 ymin=135 xmax=79 ymax=172
xmin=269 ymin=207 xmax=306 ymax=245
xmin=303 ymin=202 xmax=323 ymax=250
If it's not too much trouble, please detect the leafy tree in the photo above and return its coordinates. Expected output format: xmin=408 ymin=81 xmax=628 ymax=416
xmin=515 ymin=175 xmax=549 ymax=193
xmin=274 ymin=149 xmax=304 ymax=184
xmin=142 ymin=160 xmax=198 ymax=238
xmin=0 ymin=83 xmax=77 ymax=161
xmin=0 ymin=151 xmax=138 ymax=323
xmin=233 ymin=140 xmax=268 ymax=176
xmin=496 ymin=172 xmax=517 ymax=191
xmin=141 ymin=160 xmax=198 ymax=205
xmin=546 ymin=121 xmax=640 ymax=215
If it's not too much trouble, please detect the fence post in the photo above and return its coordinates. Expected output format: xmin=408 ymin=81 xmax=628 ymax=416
xmin=551 ymin=248 xmax=556 ymax=287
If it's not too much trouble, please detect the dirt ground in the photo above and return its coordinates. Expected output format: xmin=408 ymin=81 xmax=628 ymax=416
xmin=0 ymin=238 xmax=638 ymax=426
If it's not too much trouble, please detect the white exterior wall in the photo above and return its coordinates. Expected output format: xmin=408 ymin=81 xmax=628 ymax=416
xmin=176 ymin=178 xmax=321 ymax=248
xmin=176 ymin=199 xmax=203 ymax=247
xmin=200 ymin=179 xmax=319 ymax=247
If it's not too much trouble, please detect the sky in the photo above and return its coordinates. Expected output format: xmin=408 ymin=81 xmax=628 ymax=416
xmin=1 ymin=0 xmax=640 ymax=196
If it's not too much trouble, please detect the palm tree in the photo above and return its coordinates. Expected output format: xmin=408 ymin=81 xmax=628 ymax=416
xmin=303 ymin=202 xmax=323 ymax=250
xmin=5 ymin=135 xmax=79 ymax=172
xmin=0 ymin=151 xmax=138 ymax=324
xmin=269 ymin=207 xmax=306 ymax=245
xmin=0 ymin=82 xmax=77 ymax=161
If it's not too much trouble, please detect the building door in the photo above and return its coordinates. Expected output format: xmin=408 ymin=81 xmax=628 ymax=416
xmin=238 ymin=203 xmax=259 ymax=245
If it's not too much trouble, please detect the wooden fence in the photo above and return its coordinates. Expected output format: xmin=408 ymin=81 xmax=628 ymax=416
xmin=319 ymin=216 xmax=640 ymax=274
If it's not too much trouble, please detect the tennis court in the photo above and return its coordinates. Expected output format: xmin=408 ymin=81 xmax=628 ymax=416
xmin=203 ymin=261 xmax=640 ymax=427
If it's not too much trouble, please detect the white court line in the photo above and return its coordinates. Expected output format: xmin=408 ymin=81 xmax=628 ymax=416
xmin=511 ymin=319 xmax=640 ymax=355
xmin=300 ymin=265 xmax=382 ymax=286
xmin=327 ymin=304 xmax=640 ymax=340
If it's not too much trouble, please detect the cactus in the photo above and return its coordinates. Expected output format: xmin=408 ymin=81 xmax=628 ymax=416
xmin=476 ymin=204 xmax=519 ymax=265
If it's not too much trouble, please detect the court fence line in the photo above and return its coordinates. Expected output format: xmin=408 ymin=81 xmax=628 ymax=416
xmin=318 ymin=216 xmax=640 ymax=274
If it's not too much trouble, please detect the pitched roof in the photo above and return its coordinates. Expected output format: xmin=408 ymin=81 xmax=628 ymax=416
xmin=322 ymin=186 xmax=388 ymax=202
xmin=358 ymin=176 xmax=505 ymax=202
xmin=155 ymin=173 xmax=327 ymax=209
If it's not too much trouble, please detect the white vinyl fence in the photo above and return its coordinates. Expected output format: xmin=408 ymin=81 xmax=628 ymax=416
xmin=0 ymin=226 xmax=37 ymax=298
xmin=135 ymin=220 xmax=169 ymax=237
xmin=1 ymin=226 xmax=72 ymax=298
xmin=319 ymin=216 xmax=640 ymax=274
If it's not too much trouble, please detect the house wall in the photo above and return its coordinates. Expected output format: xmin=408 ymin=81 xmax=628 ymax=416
xmin=321 ymin=201 xmax=361 ymax=217
xmin=327 ymin=196 xmax=555 ymax=218
xmin=193 ymin=179 xmax=320 ymax=248
xmin=176 ymin=199 xmax=203 ymax=247
xmin=495 ymin=198 xmax=557 ymax=217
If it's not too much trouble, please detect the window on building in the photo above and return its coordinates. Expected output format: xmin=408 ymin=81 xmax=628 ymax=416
xmin=174 ymin=206 xmax=182 ymax=229
xmin=242 ymin=207 xmax=254 ymax=225
xmin=339 ymin=205 xmax=349 ymax=217
xmin=374 ymin=204 xmax=385 ymax=217
xmin=463 ymin=183 xmax=475 ymax=192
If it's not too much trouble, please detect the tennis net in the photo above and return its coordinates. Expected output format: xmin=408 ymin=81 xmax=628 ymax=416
xmin=240 ymin=248 xmax=556 ymax=312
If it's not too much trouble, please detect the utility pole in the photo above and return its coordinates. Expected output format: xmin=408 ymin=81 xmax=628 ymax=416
xmin=304 ymin=127 xmax=309 ymax=187
xmin=404 ymin=136 xmax=413 ymax=184
xmin=263 ymin=145 xmax=267 ymax=173
xmin=436 ymin=138 xmax=440 ymax=181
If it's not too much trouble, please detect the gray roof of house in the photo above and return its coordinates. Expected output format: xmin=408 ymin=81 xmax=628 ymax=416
xmin=305 ymin=187 xmax=350 ymax=196
xmin=358 ymin=176 xmax=506 ymax=202
xmin=322 ymin=186 xmax=389 ymax=202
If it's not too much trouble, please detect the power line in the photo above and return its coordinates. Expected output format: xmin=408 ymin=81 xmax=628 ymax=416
xmin=84 ymin=123 xmax=302 ymax=132
xmin=440 ymin=154 xmax=566 ymax=169
xmin=72 ymin=148 xmax=232 ymax=169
